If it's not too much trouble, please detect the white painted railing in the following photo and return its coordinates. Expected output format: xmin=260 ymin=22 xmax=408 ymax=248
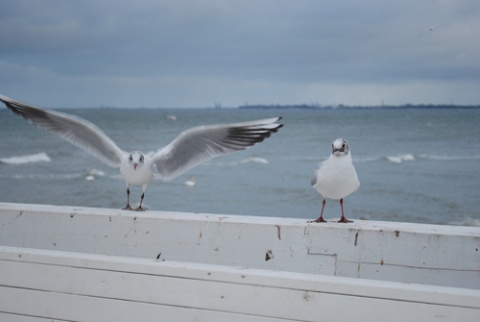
xmin=0 ymin=203 xmax=479 ymax=321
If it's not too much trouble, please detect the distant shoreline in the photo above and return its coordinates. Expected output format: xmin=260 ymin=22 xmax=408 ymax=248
xmin=238 ymin=104 xmax=480 ymax=110
xmin=4 ymin=104 xmax=478 ymax=110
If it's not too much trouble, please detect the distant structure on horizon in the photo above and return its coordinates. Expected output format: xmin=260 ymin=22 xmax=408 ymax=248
xmin=238 ymin=103 xmax=480 ymax=110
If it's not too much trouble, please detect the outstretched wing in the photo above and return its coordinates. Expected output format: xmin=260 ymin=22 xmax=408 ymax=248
xmin=152 ymin=117 xmax=283 ymax=180
xmin=0 ymin=94 xmax=125 ymax=167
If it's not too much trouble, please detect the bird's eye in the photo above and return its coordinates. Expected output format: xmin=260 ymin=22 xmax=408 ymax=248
xmin=140 ymin=156 xmax=144 ymax=162
xmin=129 ymin=155 xmax=132 ymax=161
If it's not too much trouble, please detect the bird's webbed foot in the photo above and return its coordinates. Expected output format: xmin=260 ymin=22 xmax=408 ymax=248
xmin=308 ymin=217 xmax=327 ymax=223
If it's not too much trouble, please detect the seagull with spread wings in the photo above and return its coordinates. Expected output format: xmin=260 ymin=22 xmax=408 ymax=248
xmin=1 ymin=94 xmax=283 ymax=210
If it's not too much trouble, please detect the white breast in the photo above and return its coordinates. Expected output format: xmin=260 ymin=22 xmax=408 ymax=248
xmin=314 ymin=154 xmax=360 ymax=199
xmin=120 ymin=159 xmax=154 ymax=186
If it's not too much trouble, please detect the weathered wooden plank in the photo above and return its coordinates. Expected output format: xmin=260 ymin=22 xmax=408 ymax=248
xmin=0 ymin=313 xmax=68 ymax=322
xmin=1 ymin=202 xmax=478 ymax=290
xmin=1 ymin=246 xmax=479 ymax=322
xmin=3 ymin=285 xmax=478 ymax=322
xmin=0 ymin=287 xmax=292 ymax=322
xmin=1 ymin=245 xmax=479 ymax=310
xmin=306 ymin=223 xmax=480 ymax=270
xmin=2 ymin=274 xmax=479 ymax=322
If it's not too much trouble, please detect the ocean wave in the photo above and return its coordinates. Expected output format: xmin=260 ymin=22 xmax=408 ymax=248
xmin=385 ymin=153 xmax=415 ymax=164
xmin=356 ymin=153 xmax=480 ymax=164
xmin=203 ymin=156 xmax=270 ymax=167
xmin=418 ymin=154 xmax=480 ymax=161
xmin=448 ymin=217 xmax=480 ymax=227
xmin=353 ymin=156 xmax=379 ymax=163
xmin=234 ymin=157 xmax=269 ymax=165
xmin=11 ymin=172 xmax=83 ymax=180
xmin=0 ymin=152 xmax=51 ymax=165
xmin=85 ymin=169 xmax=106 ymax=181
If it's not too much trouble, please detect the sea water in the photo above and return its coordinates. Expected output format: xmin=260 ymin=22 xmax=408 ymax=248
xmin=0 ymin=107 xmax=479 ymax=226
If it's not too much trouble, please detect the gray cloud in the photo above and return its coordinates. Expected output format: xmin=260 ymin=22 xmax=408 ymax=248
xmin=0 ymin=0 xmax=479 ymax=107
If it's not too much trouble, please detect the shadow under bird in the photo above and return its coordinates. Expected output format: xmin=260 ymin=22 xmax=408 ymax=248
xmin=310 ymin=138 xmax=360 ymax=223
xmin=0 ymin=94 xmax=283 ymax=211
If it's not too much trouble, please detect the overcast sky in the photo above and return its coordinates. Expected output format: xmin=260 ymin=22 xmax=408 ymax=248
xmin=0 ymin=0 xmax=479 ymax=108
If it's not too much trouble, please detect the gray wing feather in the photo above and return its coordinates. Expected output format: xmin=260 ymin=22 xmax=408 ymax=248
xmin=0 ymin=94 xmax=125 ymax=167
xmin=152 ymin=117 xmax=283 ymax=180
xmin=311 ymin=160 xmax=325 ymax=187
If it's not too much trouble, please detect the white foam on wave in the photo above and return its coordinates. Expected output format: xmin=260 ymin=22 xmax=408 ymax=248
xmin=449 ymin=217 xmax=480 ymax=227
xmin=0 ymin=152 xmax=51 ymax=165
xmin=386 ymin=153 xmax=415 ymax=164
xmin=419 ymin=154 xmax=480 ymax=161
xmin=358 ymin=153 xmax=479 ymax=164
xmin=353 ymin=156 xmax=379 ymax=163
xmin=12 ymin=172 xmax=82 ymax=180
xmin=85 ymin=169 xmax=106 ymax=181
xmin=234 ymin=157 xmax=269 ymax=165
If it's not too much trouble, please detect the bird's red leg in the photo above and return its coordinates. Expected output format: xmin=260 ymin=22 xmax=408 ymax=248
xmin=309 ymin=198 xmax=327 ymax=223
xmin=338 ymin=198 xmax=353 ymax=223
xmin=135 ymin=192 xmax=146 ymax=211
xmin=123 ymin=187 xmax=132 ymax=210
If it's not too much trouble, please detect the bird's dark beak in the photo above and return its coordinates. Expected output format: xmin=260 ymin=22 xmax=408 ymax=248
xmin=133 ymin=163 xmax=138 ymax=170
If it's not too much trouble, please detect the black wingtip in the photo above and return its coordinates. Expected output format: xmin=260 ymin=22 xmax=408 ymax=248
xmin=0 ymin=94 xmax=13 ymax=108
xmin=0 ymin=95 xmax=49 ymax=121
xmin=269 ymin=123 xmax=284 ymax=134
xmin=275 ymin=116 xmax=284 ymax=130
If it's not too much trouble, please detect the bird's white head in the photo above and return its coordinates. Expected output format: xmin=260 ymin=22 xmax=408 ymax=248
xmin=331 ymin=138 xmax=350 ymax=157
xmin=128 ymin=151 xmax=144 ymax=170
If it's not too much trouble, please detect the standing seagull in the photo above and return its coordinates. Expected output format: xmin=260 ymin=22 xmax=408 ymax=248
xmin=310 ymin=138 xmax=360 ymax=223
xmin=0 ymin=94 xmax=283 ymax=210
